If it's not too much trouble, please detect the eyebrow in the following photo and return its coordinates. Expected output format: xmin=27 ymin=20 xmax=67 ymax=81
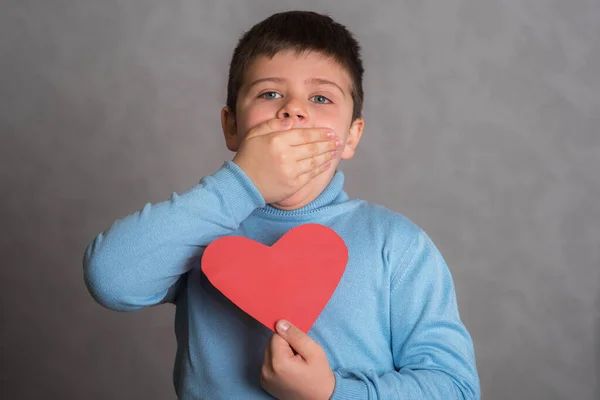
xmin=247 ymin=77 xmax=346 ymax=97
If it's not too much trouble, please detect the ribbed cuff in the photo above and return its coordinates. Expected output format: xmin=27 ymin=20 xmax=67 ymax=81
xmin=208 ymin=161 xmax=265 ymax=222
xmin=330 ymin=372 xmax=369 ymax=399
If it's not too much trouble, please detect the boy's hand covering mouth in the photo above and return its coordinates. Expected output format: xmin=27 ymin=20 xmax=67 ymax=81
xmin=232 ymin=117 xmax=344 ymax=204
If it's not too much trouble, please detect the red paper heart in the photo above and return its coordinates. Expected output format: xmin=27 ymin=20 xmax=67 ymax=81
xmin=201 ymin=223 xmax=348 ymax=333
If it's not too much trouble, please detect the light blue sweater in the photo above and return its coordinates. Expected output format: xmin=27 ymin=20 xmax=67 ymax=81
xmin=83 ymin=161 xmax=480 ymax=399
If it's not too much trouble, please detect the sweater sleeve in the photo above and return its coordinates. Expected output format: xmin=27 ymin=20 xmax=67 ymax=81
xmin=330 ymin=231 xmax=480 ymax=400
xmin=82 ymin=161 xmax=265 ymax=312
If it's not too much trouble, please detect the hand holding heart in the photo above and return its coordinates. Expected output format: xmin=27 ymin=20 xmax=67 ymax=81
xmin=261 ymin=319 xmax=335 ymax=400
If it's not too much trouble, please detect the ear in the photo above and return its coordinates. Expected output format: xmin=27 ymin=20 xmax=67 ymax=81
xmin=340 ymin=118 xmax=365 ymax=160
xmin=221 ymin=106 xmax=240 ymax=152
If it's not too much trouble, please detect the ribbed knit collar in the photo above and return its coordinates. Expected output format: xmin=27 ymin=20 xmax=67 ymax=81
xmin=258 ymin=169 xmax=348 ymax=217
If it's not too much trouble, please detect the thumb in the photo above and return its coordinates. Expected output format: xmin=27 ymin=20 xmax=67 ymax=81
xmin=245 ymin=117 xmax=293 ymax=139
xmin=275 ymin=320 xmax=319 ymax=361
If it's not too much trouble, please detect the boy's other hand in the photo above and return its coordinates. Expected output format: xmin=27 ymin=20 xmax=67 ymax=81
xmin=232 ymin=118 xmax=343 ymax=204
xmin=260 ymin=320 xmax=335 ymax=400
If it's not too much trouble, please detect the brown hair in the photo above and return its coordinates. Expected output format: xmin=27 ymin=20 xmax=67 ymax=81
xmin=226 ymin=11 xmax=364 ymax=121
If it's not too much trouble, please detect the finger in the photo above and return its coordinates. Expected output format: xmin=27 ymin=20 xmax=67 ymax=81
xmin=286 ymin=127 xmax=336 ymax=146
xmin=297 ymin=150 xmax=337 ymax=175
xmin=263 ymin=335 xmax=274 ymax=366
xmin=295 ymin=139 xmax=340 ymax=162
xmin=269 ymin=331 xmax=296 ymax=360
xmin=275 ymin=320 xmax=320 ymax=361
xmin=261 ymin=336 xmax=275 ymax=388
xmin=296 ymin=162 xmax=333 ymax=189
xmin=246 ymin=117 xmax=294 ymax=139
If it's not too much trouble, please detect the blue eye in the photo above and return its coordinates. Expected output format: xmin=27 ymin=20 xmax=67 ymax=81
xmin=260 ymin=92 xmax=282 ymax=99
xmin=312 ymin=95 xmax=331 ymax=104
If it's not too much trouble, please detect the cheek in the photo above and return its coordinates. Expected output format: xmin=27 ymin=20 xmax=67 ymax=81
xmin=237 ymin=103 xmax=278 ymax=136
xmin=313 ymin=106 xmax=350 ymax=137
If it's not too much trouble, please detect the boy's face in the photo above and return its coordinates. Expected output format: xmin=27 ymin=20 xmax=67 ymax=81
xmin=222 ymin=50 xmax=364 ymax=210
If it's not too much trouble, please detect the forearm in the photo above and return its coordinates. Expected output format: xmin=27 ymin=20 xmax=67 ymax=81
xmin=82 ymin=161 xmax=265 ymax=311
xmin=330 ymin=230 xmax=479 ymax=399
xmin=332 ymin=367 xmax=478 ymax=400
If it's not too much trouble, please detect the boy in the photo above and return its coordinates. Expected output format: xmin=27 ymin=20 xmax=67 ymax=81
xmin=83 ymin=10 xmax=480 ymax=399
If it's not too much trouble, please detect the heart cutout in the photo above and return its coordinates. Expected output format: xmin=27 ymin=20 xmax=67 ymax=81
xmin=201 ymin=223 xmax=348 ymax=333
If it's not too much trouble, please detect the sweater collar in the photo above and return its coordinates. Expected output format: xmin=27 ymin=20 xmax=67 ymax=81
xmin=258 ymin=169 xmax=348 ymax=217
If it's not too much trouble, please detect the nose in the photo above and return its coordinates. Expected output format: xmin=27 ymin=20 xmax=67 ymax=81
xmin=277 ymin=97 xmax=308 ymax=122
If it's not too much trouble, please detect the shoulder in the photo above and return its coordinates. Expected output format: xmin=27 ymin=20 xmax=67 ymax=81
xmin=352 ymin=198 xmax=446 ymax=262
xmin=349 ymin=199 xmax=424 ymax=239
xmin=338 ymin=199 xmax=450 ymax=286
xmin=345 ymin=199 xmax=432 ymax=258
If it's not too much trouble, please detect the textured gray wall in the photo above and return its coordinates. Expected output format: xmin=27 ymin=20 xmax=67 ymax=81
xmin=1 ymin=0 xmax=598 ymax=399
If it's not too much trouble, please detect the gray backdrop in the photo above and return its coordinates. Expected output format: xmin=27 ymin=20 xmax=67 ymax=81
xmin=1 ymin=0 xmax=598 ymax=399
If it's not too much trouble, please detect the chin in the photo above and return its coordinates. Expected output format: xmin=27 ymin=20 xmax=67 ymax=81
xmin=270 ymin=168 xmax=337 ymax=210
xmin=271 ymin=187 xmax=312 ymax=210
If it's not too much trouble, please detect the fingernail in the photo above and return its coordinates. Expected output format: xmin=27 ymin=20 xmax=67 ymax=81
xmin=278 ymin=320 xmax=290 ymax=332
xmin=336 ymin=138 xmax=343 ymax=147
xmin=327 ymin=131 xmax=335 ymax=138
xmin=282 ymin=118 xmax=292 ymax=127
